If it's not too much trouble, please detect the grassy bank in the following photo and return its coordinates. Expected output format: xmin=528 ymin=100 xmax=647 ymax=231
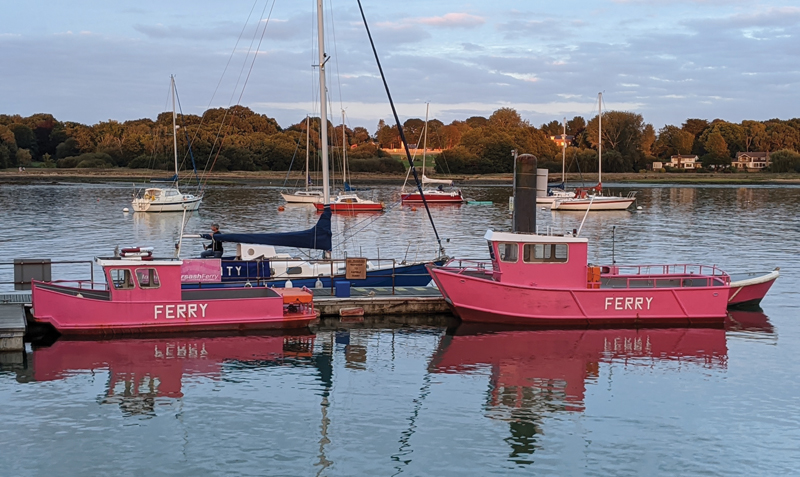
xmin=2 ymin=168 xmax=800 ymax=186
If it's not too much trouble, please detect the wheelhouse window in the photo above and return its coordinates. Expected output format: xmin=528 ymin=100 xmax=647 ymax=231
xmin=110 ymin=269 xmax=135 ymax=289
xmin=498 ymin=243 xmax=519 ymax=263
xmin=136 ymin=268 xmax=161 ymax=289
xmin=523 ymin=243 xmax=569 ymax=263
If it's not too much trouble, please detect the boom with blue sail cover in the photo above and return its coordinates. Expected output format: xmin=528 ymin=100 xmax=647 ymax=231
xmin=201 ymin=207 xmax=332 ymax=251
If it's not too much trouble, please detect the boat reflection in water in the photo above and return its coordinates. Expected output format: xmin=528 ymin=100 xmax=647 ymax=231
xmin=31 ymin=332 xmax=318 ymax=416
xmin=429 ymin=310 xmax=773 ymax=464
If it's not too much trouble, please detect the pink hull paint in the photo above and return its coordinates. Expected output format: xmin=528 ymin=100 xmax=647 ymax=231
xmin=727 ymin=270 xmax=779 ymax=307
xmin=430 ymin=267 xmax=728 ymax=326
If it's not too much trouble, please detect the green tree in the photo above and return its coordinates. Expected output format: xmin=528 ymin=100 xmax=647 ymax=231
xmin=654 ymin=125 xmax=694 ymax=158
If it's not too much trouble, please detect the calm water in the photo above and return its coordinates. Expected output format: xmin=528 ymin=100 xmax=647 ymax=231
xmin=1 ymin=181 xmax=799 ymax=475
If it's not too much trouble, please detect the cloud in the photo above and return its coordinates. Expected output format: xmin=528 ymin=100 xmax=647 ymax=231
xmin=417 ymin=13 xmax=485 ymax=28
xmin=461 ymin=42 xmax=484 ymax=52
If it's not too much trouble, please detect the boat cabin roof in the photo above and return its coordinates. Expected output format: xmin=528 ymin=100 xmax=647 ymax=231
xmin=95 ymin=257 xmax=183 ymax=267
xmin=484 ymin=230 xmax=588 ymax=244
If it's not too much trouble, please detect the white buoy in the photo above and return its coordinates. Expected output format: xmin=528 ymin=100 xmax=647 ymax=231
xmin=636 ymin=206 xmax=643 ymax=210
xmin=315 ymin=277 xmax=323 ymax=289
xmin=285 ymin=279 xmax=293 ymax=289
xmin=123 ymin=208 xmax=129 ymax=213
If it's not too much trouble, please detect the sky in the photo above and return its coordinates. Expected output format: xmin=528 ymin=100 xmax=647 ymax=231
xmin=2 ymin=0 xmax=799 ymax=133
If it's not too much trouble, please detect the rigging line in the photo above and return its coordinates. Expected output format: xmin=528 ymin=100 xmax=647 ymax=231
xmin=187 ymin=0 xmax=260 ymax=175
xmin=356 ymin=0 xmax=444 ymax=256
xmin=281 ymin=135 xmax=303 ymax=188
xmin=203 ymin=0 xmax=277 ymax=185
xmin=201 ymin=0 xmax=272 ymax=184
xmin=325 ymin=0 xmax=345 ymax=112
xmin=173 ymin=84 xmax=202 ymax=189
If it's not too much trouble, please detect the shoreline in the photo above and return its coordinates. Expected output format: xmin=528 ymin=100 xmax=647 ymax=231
xmin=2 ymin=169 xmax=800 ymax=186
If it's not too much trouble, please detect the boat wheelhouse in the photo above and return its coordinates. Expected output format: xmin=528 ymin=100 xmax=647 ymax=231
xmin=428 ymin=229 xmax=733 ymax=326
xmin=31 ymin=256 xmax=315 ymax=335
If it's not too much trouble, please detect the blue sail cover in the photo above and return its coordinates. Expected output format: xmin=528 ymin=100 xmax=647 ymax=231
xmin=202 ymin=207 xmax=332 ymax=251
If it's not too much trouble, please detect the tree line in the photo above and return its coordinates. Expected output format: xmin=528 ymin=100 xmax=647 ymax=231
xmin=2 ymin=107 xmax=800 ymax=174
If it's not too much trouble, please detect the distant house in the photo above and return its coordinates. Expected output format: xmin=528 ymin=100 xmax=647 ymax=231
xmin=651 ymin=161 xmax=663 ymax=170
xmin=669 ymin=155 xmax=699 ymax=169
xmin=734 ymin=152 xmax=770 ymax=171
xmin=549 ymin=135 xmax=574 ymax=147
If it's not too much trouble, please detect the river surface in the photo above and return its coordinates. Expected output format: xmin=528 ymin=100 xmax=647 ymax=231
xmin=0 ymin=181 xmax=798 ymax=475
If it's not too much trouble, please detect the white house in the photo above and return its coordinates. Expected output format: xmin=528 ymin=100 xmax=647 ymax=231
xmin=669 ymin=155 xmax=699 ymax=169
xmin=733 ymin=152 xmax=770 ymax=171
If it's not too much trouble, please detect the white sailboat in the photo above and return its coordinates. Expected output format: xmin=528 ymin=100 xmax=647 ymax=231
xmin=132 ymin=76 xmax=203 ymax=213
xmin=400 ymin=103 xmax=464 ymax=203
xmin=537 ymin=117 xmax=574 ymax=205
xmin=551 ymin=93 xmax=636 ymax=211
xmin=281 ymin=116 xmax=324 ymax=204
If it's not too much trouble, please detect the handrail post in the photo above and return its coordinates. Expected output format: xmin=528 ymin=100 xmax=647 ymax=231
xmin=330 ymin=259 xmax=335 ymax=296
xmin=392 ymin=259 xmax=396 ymax=295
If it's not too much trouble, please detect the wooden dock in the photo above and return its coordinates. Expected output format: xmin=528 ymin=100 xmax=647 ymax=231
xmin=0 ymin=304 xmax=27 ymax=351
xmin=312 ymin=286 xmax=447 ymax=317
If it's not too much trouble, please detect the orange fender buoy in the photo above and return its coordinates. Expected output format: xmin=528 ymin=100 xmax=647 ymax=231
xmin=411 ymin=207 xmax=417 ymax=211
xmin=278 ymin=206 xmax=285 ymax=211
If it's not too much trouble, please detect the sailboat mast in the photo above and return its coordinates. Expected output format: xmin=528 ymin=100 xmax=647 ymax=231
xmin=561 ymin=116 xmax=566 ymax=184
xmin=422 ymin=103 xmax=429 ymax=179
xmin=317 ymin=0 xmax=330 ymax=204
xmin=171 ymin=75 xmax=179 ymax=178
xmin=305 ymin=115 xmax=310 ymax=192
xmin=598 ymin=92 xmax=602 ymax=185
xmin=341 ymin=110 xmax=347 ymax=187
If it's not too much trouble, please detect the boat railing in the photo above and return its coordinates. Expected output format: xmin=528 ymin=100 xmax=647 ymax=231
xmin=437 ymin=259 xmax=496 ymax=278
xmin=0 ymin=259 xmax=96 ymax=292
xmin=600 ymin=264 xmax=731 ymax=288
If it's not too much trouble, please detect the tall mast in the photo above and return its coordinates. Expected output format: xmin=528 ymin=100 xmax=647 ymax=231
xmin=422 ymin=102 xmax=429 ymax=179
xmin=598 ymin=92 xmax=602 ymax=185
xmin=305 ymin=115 xmax=310 ymax=191
xmin=171 ymin=75 xmax=179 ymax=179
xmin=341 ymin=110 xmax=347 ymax=187
xmin=561 ymin=116 xmax=566 ymax=185
xmin=317 ymin=0 xmax=330 ymax=204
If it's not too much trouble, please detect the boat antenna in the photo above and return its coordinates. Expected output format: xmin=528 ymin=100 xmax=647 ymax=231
xmin=576 ymin=195 xmax=594 ymax=237
xmin=355 ymin=0 xmax=444 ymax=256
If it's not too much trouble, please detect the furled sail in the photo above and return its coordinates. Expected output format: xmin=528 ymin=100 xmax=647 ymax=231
xmin=421 ymin=174 xmax=453 ymax=186
xmin=202 ymin=207 xmax=332 ymax=251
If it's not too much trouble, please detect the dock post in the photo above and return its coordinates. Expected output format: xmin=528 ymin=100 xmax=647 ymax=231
xmin=513 ymin=153 xmax=538 ymax=234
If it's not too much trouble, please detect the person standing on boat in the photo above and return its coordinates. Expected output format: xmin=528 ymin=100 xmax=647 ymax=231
xmin=200 ymin=224 xmax=223 ymax=258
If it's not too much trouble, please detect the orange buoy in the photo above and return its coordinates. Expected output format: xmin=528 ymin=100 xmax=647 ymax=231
xmin=411 ymin=207 xmax=417 ymax=211
xmin=278 ymin=206 xmax=285 ymax=211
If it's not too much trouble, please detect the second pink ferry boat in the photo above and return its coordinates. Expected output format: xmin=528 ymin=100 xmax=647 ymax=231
xmin=427 ymin=229 xmax=772 ymax=326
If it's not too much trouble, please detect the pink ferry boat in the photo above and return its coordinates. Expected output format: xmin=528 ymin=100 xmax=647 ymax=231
xmin=427 ymin=229 xmax=775 ymax=326
xmin=31 ymin=256 xmax=316 ymax=335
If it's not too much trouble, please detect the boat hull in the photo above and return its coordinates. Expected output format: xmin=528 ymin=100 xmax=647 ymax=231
xmin=551 ymin=197 xmax=635 ymax=211
xmin=428 ymin=266 xmax=728 ymax=326
xmin=727 ymin=269 xmax=779 ymax=307
xmin=281 ymin=192 xmax=323 ymax=204
xmin=132 ymin=196 xmax=202 ymax=213
xmin=31 ymin=281 xmax=315 ymax=335
xmin=183 ymin=261 xmax=439 ymax=289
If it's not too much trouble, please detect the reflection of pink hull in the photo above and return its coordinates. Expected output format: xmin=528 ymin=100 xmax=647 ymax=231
xmin=33 ymin=334 xmax=313 ymax=398
xmin=32 ymin=282 xmax=315 ymax=334
xmin=401 ymin=192 xmax=464 ymax=203
xmin=727 ymin=270 xmax=779 ymax=307
xmin=428 ymin=268 xmax=728 ymax=326
xmin=431 ymin=327 xmax=727 ymax=411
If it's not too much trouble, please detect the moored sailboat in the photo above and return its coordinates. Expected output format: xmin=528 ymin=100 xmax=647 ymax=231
xmin=132 ymin=76 xmax=203 ymax=213
xmin=551 ymin=93 xmax=636 ymax=211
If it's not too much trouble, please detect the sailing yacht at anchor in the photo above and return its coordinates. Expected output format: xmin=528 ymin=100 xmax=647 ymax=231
xmin=132 ymin=76 xmax=203 ymax=213
xmin=281 ymin=115 xmax=324 ymax=204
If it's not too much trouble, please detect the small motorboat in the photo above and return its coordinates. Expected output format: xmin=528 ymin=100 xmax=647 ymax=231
xmin=727 ymin=268 xmax=780 ymax=307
